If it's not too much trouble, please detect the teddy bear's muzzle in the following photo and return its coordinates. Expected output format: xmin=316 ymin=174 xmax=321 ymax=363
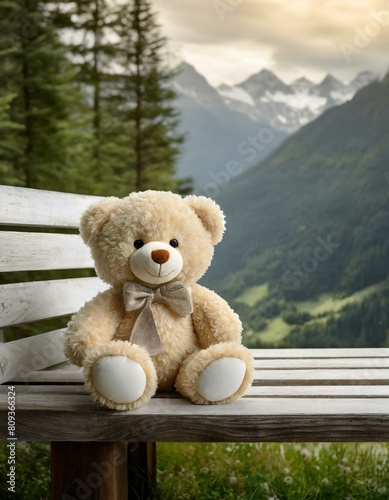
xmin=130 ymin=240 xmax=183 ymax=285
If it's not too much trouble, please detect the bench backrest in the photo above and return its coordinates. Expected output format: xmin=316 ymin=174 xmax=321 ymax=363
xmin=0 ymin=185 xmax=107 ymax=383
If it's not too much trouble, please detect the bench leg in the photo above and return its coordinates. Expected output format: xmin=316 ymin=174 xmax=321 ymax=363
xmin=51 ymin=442 xmax=128 ymax=500
xmin=128 ymin=442 xmax=157 ymax=499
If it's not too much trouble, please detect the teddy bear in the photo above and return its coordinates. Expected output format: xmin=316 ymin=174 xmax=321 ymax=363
xmin=64 ymin=190 xmax=254 ymax=410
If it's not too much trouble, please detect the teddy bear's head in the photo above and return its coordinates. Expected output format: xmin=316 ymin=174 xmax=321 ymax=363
xmin=80 ymin=191 xmax=225 ymax=288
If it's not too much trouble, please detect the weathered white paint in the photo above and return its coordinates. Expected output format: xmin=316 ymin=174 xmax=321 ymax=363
xmin=0 ymin=232 xmax=93 ymax=272
xmin=251 ymin=348 xmax=389 ymax=358
xmin=0 ymin=185 xmax=103 ymax=228
xmin=253 ymin=357 xmax=389 ymax=369
xmin=0 ymin=329 xmax=67 ymax=384
xmin=248 ymin=385 xmax=389 ymax=398
xmin=254 ymin=368 xmax=389 ymax=384
xmin=0 ymin=277 xmax=108 ymax=327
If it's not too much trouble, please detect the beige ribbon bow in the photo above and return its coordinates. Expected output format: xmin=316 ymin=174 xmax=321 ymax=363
xmin=123 ymin=281 xmax=193 ymax=356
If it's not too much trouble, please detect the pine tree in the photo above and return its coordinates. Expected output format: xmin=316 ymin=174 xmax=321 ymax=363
xmin=114 ymin=0 xmax=184 ymax=192
xmin=0 ymin=91 xmax=23 ymax=184
xmin=0 ymin=0 xmax=92 ymax=192
xmin=0 ymin=0 xmax=187 ymax=196
xmin=53 ymin=0 xmax=123 ymax=193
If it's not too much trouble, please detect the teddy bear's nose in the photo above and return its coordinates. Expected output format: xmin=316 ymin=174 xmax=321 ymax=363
xmin=151 ymin=249 xmax=170 ymax=264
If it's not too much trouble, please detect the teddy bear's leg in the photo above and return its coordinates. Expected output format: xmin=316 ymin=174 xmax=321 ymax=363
xmin=83 ymin=341 xmax=158 ymax=410
xmin=175 ymin=342 xmax=254 ymax=405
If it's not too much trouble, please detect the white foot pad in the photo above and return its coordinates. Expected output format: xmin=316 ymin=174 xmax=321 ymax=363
xmin=91 ymin=356 xmax=146 ymax=404
xmin=197 ymin=357 xmax=246 ymax=402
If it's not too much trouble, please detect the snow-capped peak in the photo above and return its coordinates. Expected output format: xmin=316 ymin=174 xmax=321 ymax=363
xmin=173 ymin=62 xmax=376 ymax=135
xmin=215 ymin=67 xmax=376 ymax=133
xmin=238 ymin=69 xmax=292 ymax=98
xmin=217 ymin=84 xmax=255 ymax=106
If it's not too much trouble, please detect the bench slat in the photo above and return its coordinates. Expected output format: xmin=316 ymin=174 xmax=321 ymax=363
xmin=0 ymin=330 xmax=66 ymax=384
xmin=0 ymin=277 xmax=107 ymax=327
xmin=9 ymin=364 xmax=83 ymax=383
xmin=248 ymin=385 xmax=389 ymax=398
xmin=254 ymin=368 xmax=389 ymax=385
xmin=254 ymin=358 xmax=389 ymax=369
xmin=12 ymin=384 xmax=389 ymax=399
xmin=0 ymin=185 xmax=102 ymax=228
xmin=0 ymin=232 xmax=93 ymax=272
xmin=10 ymin=367 xmax=389 ymax=386
xmin=251 ymin=348 xmax=389 ymax=358
xmin=2 ymin=392 xmax=389 ymax=415
xmin=8 ymin=357 xmax=389 ymax=387
xmin=0 ymin=389 xmax=388 ymax=441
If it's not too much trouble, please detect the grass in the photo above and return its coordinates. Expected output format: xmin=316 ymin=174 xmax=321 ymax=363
xmin=237 ymin=279 xmax=389 ymax=319
xmin=1 ymin=439 xmax=389 ymax=499
xmin=0 ymin=442 xmax=50 ymax=500
xmin=156 ymin=442 xmax=389 ymax=499
xmin=294 ymin=281 xmax=389 ymax=316
xmin=236 ymin=284 xmax=269 ymax=306
xmin=257 ymin=317 xmax=291 ymax=345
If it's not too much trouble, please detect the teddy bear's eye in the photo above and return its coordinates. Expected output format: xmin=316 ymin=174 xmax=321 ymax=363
xmin=134 ymin=239 xmax=144 ymax=249
xmin=169 ymin=239 xmax=179 ymax=248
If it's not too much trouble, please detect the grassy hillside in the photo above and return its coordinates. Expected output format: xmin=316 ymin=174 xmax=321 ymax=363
xmin=237 ymin=280 xmax=389 ymax=348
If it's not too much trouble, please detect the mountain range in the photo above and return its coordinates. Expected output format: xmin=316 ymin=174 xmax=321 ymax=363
xmin=172 ymin=63 xmax=287 ymax=190
xmin=173 ymin=63 xmax=377 ymax=188
xmin=204 ymin=72 xmax=389 ymax=301
xmin=201 ymin=72 xmax=389 ymax=349
xmin=218 ymin=68 xmax=376 ymax=133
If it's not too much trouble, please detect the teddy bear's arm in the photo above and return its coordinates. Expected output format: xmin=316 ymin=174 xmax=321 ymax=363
xmin=191 ymin=284 xmax=242 ymax=348
xmin=64 ymin=288 xmax=125 ymax=367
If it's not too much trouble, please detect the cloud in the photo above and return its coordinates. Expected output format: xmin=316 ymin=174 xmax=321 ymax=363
xmin=155 ymin=0 xmax=389 ymax=84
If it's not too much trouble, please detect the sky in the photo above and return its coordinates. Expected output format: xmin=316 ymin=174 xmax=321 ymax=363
xmin=155 ymin=0 xmax=389 ymax=86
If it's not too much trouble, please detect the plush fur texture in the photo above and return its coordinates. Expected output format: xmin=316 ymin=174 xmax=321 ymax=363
xmin=64 ymin=191 xmax=254 ymax=410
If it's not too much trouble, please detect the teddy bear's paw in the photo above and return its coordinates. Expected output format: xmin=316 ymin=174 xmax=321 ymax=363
xmin=84 ymin=342 xmax=158 ymax=410
xmin=176 ymin=343 xmax=254 ymax=404
xmin=92 ymin=355 xmax=147 ymax=406
xmin=197 ymin=357 xmax=246 ymax=402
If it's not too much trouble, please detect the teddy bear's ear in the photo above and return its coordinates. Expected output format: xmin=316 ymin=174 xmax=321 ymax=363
xmin=80 ymin=197 xmax=122 ymax=245
xmin=186 ymin=195 xmax=226 ymax=244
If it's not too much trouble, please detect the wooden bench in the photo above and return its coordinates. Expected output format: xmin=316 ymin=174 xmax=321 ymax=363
xmin=1 ymin=184 xmax=389 ymax=499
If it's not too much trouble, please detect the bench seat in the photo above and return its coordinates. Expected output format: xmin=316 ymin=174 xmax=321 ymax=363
xmin=1 ymin=347 xmax=389 ymax=443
